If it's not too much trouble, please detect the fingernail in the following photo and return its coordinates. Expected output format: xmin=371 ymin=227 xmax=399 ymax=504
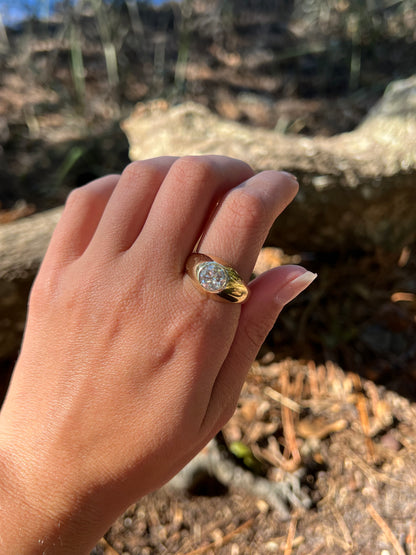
xmin=275 ymin=270 xmax=317 ymax=306
xmin=280 ymin=171 xmax=298 ymax=183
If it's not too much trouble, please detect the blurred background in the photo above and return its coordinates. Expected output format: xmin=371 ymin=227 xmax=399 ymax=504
xmin=1 ymin=2 xmax=416 ymax=552
xmin=1 ymin=0 xmax=415 ymax=390
xmin=1 ymin=0 xmax=416 ymax=395
xmin=0 ymin=0 xmax=414 ymax=200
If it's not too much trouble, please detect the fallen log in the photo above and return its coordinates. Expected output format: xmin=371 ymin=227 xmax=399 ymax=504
xmin=1 ymin=76 xmax=415 ymax=363
xmin=0 ymin=206 xmax=62 ymax=281
xmin=122 ymin=76 xmax=416 ymax=254
xmin=0 ymin=207 xmax=62 ymax=359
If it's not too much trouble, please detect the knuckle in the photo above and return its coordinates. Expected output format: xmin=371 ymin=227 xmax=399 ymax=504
xmin=172 ymin=156 xmax=216 ymax=185
xmin=28 ymin=270 xmax=56 ymax=311
xmin=121 ymin=160 xmax=163 ymax=186
xmin=64 ymin=174 xmax=120 ymax=211
xmin=226 ymin=188 xmax=267 ymax=233
xmin=65 ymin=181 xmax=107 ymax=211
xmin=65 ymin=186 xmax=92 ymax=210
xmin=122 ymin=160 xmax=147 ymax=180
xmin=241 ymin=318 xmax=267 ymax=355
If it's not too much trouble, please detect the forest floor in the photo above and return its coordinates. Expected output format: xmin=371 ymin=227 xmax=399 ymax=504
xmin=91 ymin=248 xmax=416 ymax=555
xmin=96 ymin=358 xmax=416 ymax=554
xmin=1 ymin=3 xmax=416 ymax=553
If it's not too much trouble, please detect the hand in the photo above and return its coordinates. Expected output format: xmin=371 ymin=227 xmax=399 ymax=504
xmin=0 ymin=156 xmax=315 ymax=553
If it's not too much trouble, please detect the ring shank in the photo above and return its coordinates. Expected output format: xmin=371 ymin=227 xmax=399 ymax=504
xmin=186 ymin=253 xmax=249 ymax=304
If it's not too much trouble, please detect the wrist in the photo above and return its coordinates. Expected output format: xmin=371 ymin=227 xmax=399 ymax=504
xmin=0 ymin=354 xmax=135 ymax=553
xmin=0 ymin=434 xmax=104 ymax=554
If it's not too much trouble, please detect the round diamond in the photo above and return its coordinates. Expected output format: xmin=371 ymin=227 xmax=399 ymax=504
xmin=197 ymin=262 xmax=228 ymax=292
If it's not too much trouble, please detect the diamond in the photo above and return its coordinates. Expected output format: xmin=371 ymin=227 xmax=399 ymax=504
xmin=197 ymin=261 xmax=228 ymax=292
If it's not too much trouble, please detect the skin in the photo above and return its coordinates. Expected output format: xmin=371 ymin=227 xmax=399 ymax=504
xmin=0 ymin=156 xmax=316 ymax=554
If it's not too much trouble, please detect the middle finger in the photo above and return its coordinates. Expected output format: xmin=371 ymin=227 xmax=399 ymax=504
xmin=136 ymin=156 xmax=254 ymax=270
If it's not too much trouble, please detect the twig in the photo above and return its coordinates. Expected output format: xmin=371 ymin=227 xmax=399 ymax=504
xmin=182 ymin=518 xmax=255 ymax=555
xmin=264 ymin=386 xmax=301 ymax=413
xmin=308 ymin=543 xmax=326 ymax=555
xmin=325 ymin=360 xmax=348 ymax=398
xmin=307 ymin=360 xmax=319 ymax=398
xmin=356 ymin=394 xmax=376 ymax=463
xmin=391 ymin=291 xmax=415 ymax=302
xmin=293 ymin=367 xmax=305 ymax=402
xmin=367 ymin=504 xmax=406 ymax=555
xmin=348 ymin=448 xmax=405 ymax=487
xmin=283 ymin=514 xmax=298 ymax=555
xmin=317 ymin=364 xmax=328 ymax=395
xmin=348 ymin=372 xmax=362 ymax=392
xmin=96 ymin=538 xmax=120 ymax=555
xmin=330 ymin=505 xmax=353 ymax=550
xmin=364 ymin=380 xmax=380 ymax=418
xmin=280 ymin=368 xmax=301 ymax=467
xmin=407 ymin=521 xmax=416 ymax=555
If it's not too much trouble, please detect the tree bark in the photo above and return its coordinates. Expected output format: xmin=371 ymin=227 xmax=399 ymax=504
xmin=122 ymin=76 xmax=416 ymax=254
xmin=0 ymin=207 xmax=62 ymax=360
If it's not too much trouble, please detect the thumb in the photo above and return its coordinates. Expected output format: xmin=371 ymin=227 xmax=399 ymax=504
xmin=203 ymin=265 xmax=317 ymax=432
xmin=272 ymin=265 xmax=318 ymax=309
xmin=238 ymin=264 xmax=317 ymax=359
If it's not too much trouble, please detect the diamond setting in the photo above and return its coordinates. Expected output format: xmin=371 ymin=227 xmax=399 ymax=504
xmin=197 ymin=261 xmax=228 ymax=293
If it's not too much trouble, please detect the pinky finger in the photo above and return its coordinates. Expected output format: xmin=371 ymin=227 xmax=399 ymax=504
xmin=202 ymin=265 xmax=317 ymax=435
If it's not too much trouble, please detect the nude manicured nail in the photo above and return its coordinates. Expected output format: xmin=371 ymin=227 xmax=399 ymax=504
xmin=280 ymin=171 xmax=299 ymax=183
xmin=275 ymin=270 xmax=317 ymax=306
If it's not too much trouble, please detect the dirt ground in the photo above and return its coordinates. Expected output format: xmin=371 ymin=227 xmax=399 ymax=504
xmin=93 ymin=358 xmax=416 ymax=555
xmin=88 ymin=248 xmax=416 ymax=555
xmin=1 ymin=3 xmax=416 ymax=553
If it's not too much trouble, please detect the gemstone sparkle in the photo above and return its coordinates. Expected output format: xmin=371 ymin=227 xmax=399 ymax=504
xmin=197 ymin=262 xmax=228 ymax=292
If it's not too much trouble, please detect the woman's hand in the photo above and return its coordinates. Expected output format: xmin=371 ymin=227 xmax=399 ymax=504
xmin=0 ymin=156 xmax=315 ymax=553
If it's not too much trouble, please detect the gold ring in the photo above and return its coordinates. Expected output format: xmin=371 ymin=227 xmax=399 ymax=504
xmin=186 ymin=253 xmax=249 ymax=304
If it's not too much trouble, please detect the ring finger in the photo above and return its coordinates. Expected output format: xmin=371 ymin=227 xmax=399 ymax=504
xmin=195 ymin=171 xmax=299 ymax=282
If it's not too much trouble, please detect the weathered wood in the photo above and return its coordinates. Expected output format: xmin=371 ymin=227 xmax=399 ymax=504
xmin=122 ymin=76 xmax=416 ymax=253
xmin=0 ymin=207 xmax=62 ymax=360
xmin=1 ymin=76 xmax=415 ymax=363
xmin=0 ymin=206 xmax=63 ymax=281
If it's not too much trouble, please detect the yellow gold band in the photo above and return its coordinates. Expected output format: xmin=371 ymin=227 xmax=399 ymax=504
xmin=186 ymin=253 xmax=249 ymax=304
